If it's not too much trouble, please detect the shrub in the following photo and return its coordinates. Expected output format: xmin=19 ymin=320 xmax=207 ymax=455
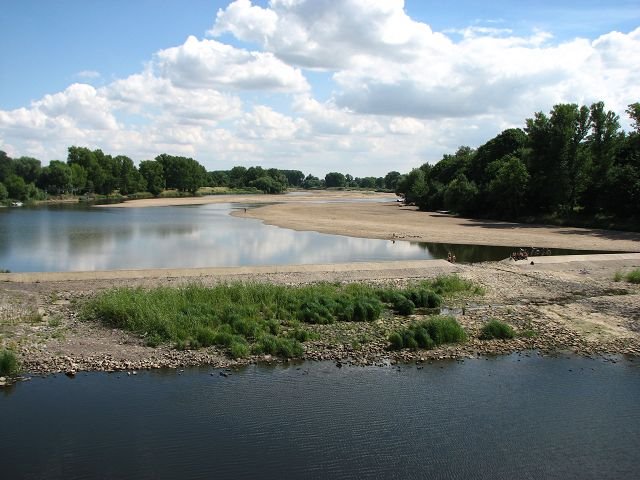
xmin=391 ymin=294 xmax=415 ymax=315
xmin=388 ymin=315 xmax=466 ymax=350
xmin=0 ymin=349 xmax=20 ymax=376
xmin=388 ymin=332 xmax=404 ymax=350
xmin=424 ymin=315 xmax=467 ymax=344
xmin=480 ymin=319 xmax=515 ymax=340
xmin=626 ymin=269 xmax=640 ymax=284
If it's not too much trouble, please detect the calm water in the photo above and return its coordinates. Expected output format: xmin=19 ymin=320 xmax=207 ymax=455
xmin=0 ymin=204 xmax=607 ymax=272
xmin=2 ymin=354 xmax=639 ymax=479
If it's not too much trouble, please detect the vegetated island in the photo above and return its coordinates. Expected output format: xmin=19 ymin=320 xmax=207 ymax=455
xmin=1 ymin=190 xmax=640 ymax=382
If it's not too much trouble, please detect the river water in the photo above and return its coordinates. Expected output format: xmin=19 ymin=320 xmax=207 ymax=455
xmin=0 ymin=203 xmax=606 ymax=272
xmin=2 ymin=353 xmax=639 ymax=479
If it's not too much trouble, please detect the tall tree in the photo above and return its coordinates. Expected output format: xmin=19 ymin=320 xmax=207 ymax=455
xmin=139 ymin=160 xmax=165 ymax=196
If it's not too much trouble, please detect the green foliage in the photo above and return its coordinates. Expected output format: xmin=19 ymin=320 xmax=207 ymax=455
xmin=427 ymin=275 xmax=485 ymax=296
xmin=0 ymin=349 xmax=20 ymax=377
xmin=625 ymin=269 xmax=640 ymax=284
xmin=388 ymin=316 xmax=466 ymax=350
xmin=479 ymin=319 xmax=515 ymax=340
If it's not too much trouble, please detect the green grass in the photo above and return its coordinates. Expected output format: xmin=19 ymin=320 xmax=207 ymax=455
xmin=613 ymin=271 xmax=624 ymax=282
xmin=388 ymin=315 xmax=467 ymax=350
xmin=625 ymin=269 xmax=640 ymax=284
xmin=479 ymin=319 xmax=515 ymax=340
xmin=427 ymin=275 xmax=485 ymax=296
xmin=82 ymin=277 xmax=485 ymax=359
xmin=0 ymin=349 xmax=20 ymax=376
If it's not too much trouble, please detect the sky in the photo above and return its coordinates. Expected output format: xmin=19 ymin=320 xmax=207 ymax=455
xmin=1 ymin=0 xmax=639 ymax=177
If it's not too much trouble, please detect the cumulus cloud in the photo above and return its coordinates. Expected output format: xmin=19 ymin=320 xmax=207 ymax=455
xmin=1 ymin=0 xmax=639 ymax=177
xmin=155 ymin=35 xmax=309 ymax=92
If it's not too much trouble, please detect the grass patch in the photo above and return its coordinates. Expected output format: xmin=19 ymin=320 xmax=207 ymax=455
xmin=82 ymin=279 xmax=485 ymax=359
xmin=427 ymin=275 xmax=485 ymax=296
xmin=613 ymin=271 xmax=624 ymax=282
xmin=625 ymin=269 xmax=640 ymax=284
xmin=479 ymin=319 xmax=515 ymax=340
xmin=0 ymin=349 xmax=20 ymax=376
xmin=388 ymin=315 xmax=467 ymax=350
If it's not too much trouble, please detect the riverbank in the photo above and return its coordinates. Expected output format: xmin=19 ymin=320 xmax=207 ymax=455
xmin=98 ymin=191 xmax=640 ymax=252
xmin=1 ymin=255 xmax=639 ymax=377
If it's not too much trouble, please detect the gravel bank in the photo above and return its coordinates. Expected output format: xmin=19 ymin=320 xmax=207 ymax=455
xmin=1 ymin=255 xmax=639 ymax=378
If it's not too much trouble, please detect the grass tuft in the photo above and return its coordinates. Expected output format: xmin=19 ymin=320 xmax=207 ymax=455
xmin=479 ymin=319 xmax=515 ymax=340
xmin=388 ymin=315 xmax=466 ymax=350
xmin=626 ymin=269 xmax=640 ymax=284
xmin=0 ymin=349 xmax=20 ymax=376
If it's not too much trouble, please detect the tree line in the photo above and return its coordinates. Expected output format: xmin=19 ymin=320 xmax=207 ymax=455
xmin=0 ymin=147 xmax=401 ymax=203
xmin=396 ymin=101 xmax=640 ymax=224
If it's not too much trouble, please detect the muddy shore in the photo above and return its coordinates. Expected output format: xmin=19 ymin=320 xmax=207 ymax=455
xmin=2 ymin=192 xmax=640 ymax=378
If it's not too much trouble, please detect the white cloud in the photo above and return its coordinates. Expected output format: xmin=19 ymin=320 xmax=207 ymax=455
xmin=155 ymin=35 xmax=309 ymax=92
xmin=1 ymin=1 xmax=639 ymax=177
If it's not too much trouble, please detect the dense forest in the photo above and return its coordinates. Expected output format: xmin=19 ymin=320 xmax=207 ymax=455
xmin=0 ymin=147 xmax=399 ymax=202
xmin=396 ymin=101 xmax=640 ymax=226
xmin=1 ymin=100 xmax=638 ymax=229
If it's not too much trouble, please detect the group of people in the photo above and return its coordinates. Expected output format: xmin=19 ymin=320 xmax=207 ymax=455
xmin=447 ymin=252 xmax=457 ymax=263
xmin=511 ymin=248 xmax=528 ymax=261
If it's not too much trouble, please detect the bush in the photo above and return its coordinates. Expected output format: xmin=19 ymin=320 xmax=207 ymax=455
xmin=0 ymin=349 xmax=20 ymax=376
xmin=626 ymin=269 xmax=640 ymax=284
xmin=424 ymin=315 xmax=467 ymax=344
xmin=388 ymin=315 xmax=466 ymax=350
xmin=480 ymin=319 xmax=515 ymax=340
xmin=391 ymin=294 xmax=415 ymax=315
xmin=388 ymin=332 xmax=404 ymax=350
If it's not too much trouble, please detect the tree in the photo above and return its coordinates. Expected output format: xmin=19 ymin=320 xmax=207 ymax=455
xmin=486 ymin=155 xmax=530 ymax=218
xmin=325 ymin=172 xmax=346 ymax=188
xmin=13 ymin=156 xmax=41 ymax=184
xmin=113 ymin=155 xmax=144 ymax=195
xmin=469 ymin=129 xmax=527 ymax=186
xmin=396 ymin=168 xmax=428 ymax=208
xmin=4 ymin=174 xmax=28 ymax=201
xmin=583 ymin=102 xmax=622 ymax=212
xmin=38 ymin=161 xmax=71 ymax=194
xmin=302 ymin=174 xmax=322 ymax=189
xmin=250 ymin=175 xmax=286 ymax=194
xmin=0 ymin=151 xmax=14 ymax=183
xmin=443 ymin=174 xmax=478 ymax=215
xmin=139 ymin=160 xmax=165 ymax=196
xmin=384 ymin=171 xmax=402 ymax=190
xmin=281 ymin=170 xmax=305 ymax=187
xmin=228 ymin=166 xmax=247 ymax=188
xmin=70 ymin=163 xmax=88 ymax=194
xmin=0 ymin=182 xmax=7 ymax=202
xmin=156 ymin=154 xmax=206 ymax=193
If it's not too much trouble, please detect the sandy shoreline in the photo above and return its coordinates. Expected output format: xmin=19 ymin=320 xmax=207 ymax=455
xmin=99 ymin=191 xmax=640 ymax=251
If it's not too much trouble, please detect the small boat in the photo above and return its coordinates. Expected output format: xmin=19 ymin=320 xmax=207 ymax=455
xmin=10 ymin=201 xmax=23 ymax=207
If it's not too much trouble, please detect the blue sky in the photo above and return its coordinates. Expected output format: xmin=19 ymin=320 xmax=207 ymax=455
xmin=1 ymin=0 xmax=639 ymax=176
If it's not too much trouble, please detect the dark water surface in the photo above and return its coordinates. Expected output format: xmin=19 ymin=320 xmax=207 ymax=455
xmin=2 ymin=354 xmax=639 ymax=479
xmin=0 ymin=204 xmax=608 ymax=272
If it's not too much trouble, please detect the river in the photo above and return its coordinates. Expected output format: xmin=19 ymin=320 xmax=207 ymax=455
xmin=2 ymin=353 xmax=639 ymax=479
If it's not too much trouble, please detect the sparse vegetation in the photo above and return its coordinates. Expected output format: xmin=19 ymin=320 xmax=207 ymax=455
xmin=479 ymin=319 xmax=515 ymax=340
xmin=626 ymin=269 xmax=640 ymax=284
xmin=82 ymin=277 xmax=485 ymax=359
xmin=613 ymin=269 xmax=640 ymax=284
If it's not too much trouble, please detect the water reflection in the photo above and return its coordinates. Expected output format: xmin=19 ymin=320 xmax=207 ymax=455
xmin=0 ymin=204 xmax=609 ymax=272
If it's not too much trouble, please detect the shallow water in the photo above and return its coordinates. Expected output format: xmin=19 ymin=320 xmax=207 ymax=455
xmin=2 ymin=354 xmax=639 ymax=479
xmin=0 ymin=204 xmax=608 ymax=272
